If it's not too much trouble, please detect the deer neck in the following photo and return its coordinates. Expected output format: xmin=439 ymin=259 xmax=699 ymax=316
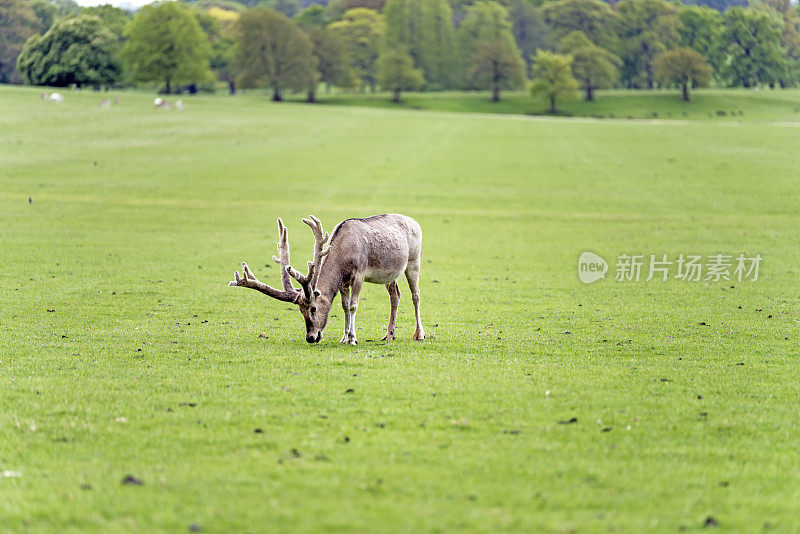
xmin=315 ymin=254 xmax=347 ymax=300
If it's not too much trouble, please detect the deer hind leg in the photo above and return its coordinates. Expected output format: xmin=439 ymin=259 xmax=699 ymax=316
xmin=344 ymin=276 xmax=363 ymax=345
xmin=339 ymin=286 xmax=351 ymax=344
xmin=382 ymin=281 xmax=400 ymax=341
xmin=405 ymin=261 xmax=425 ymax=341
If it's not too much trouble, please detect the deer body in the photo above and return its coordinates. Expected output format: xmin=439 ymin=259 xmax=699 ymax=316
xmin=229 ymin=214 xmax=424 ymax=344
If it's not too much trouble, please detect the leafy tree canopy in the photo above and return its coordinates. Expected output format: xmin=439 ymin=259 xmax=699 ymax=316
xmin=457 ymin=1 xmax=521 ymax=88
xmin=17 ymin=14 xmax=121 ymax=88
xmin=28 ymin=0 xmax=56 ymax=32
xmin=82 ymin=4 xmax=130 ymax=38
xmin=0 ymin=0 xmax=39 ymax=83
xmin=376 ymin=47 xmax=424 ymax=102
xmin=559 ymin=30 xmax=620 ymax=100
xmin=509 ymin=0 xmax=551 ymax=75
xmin=616 ymin=0 xmax=680 ymax=88
xmin=720 ymin=6 xmax=787 ymax=87
xmin=530 ymin=50 xmax=578 ymax=113
xmin=541 ymin=0 xmax=616 ymax=48
xmin=383 ymin=0 xmax=456 ymax=88
xmin=295 ymin=4 xmax=327 ymax=29
xmin=308 ymin=26 xmax=357 ymax=90
xmin=329 ymin=7 xmax=383 ymax=90
xmin=121 ymin=1 xmax=212 ymax=93
xmin=469 ymin=38 xmax=526 ymax=101
xmin=653 ymin=46 xmax=712 ymax=100
xmin=233 ymin=6 xmax=316 ymax=100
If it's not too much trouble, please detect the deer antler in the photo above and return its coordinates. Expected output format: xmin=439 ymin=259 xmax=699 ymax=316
xmin=304 ymin=215 xmax=330 ymax=289
xmin=271 ymin=218 xmax=296 ymax=292
xmin=228 ymin=218 xmax=300 ymax=303
xmin=228 ymin=262 xmax=299 ymax=303
xmin=287 ymin=215 xmax=329 ymax=296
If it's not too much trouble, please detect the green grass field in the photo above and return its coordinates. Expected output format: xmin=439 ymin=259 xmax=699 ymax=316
xmin=292 ymin=87 xmax=800 ymax=121
xmin=2 ymin=84 xmax=799 ymax=532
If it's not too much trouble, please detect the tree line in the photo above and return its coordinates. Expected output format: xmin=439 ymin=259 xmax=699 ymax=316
xmin=3 ymin=0 xmax=800 ymax=108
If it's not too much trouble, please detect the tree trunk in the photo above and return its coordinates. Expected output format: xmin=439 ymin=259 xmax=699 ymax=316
xmin=307 ymin=88 xmax=316 ymax=103
xmin=272 ymin=87 xmax=282 ymax=102
xmin=491 ymin=84 xmax=500 ymax=102
xmin=549 ymin=94 xmax=557 ymax=114
xmin=585 ymin=82 xmax=593 ymax=101
xmin=392 ymin=87 xmax=401 ymax=103
xmin=681 ymin=82 xmax=689 ymax=102
xmin=165 ymin=79 xmax=171 ymax=94
xmin=646 ymin=64 xmax=654 ymax=89
xmin=228 ymin=81 xmax=236 ymax=95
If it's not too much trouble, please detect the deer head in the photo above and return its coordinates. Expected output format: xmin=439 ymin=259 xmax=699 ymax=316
xmin=229 ymin=216 xmax=333 ymax=343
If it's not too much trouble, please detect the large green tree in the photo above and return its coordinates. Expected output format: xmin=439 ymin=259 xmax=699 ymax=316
xmin=0 ymin=0 xmax=39 ymax=83
xmin=308 ymin=26 xmax=357 ymax=92
xmin=82 ymin=4 xmax=130 ymax=39
xmin=233 ymin=7 xmax=316 ymax=101
xmin=509 ymin=0 xmax=551 ymax=75
xmin=616 ymin=0 xmax=681 ymax=88
xmin=457 ymin=1 xmax=522 ymax=88
xmin=376 ymin=47 xmax=424 ymax=102
xmin=541 ymin=0 xmax=616 ymax=48
xmin=295 ymin=4 xmax=327 ymax=30
xmin=195 ymin=7 xmax=237 ymax=93
xmin=677 ymin=5 xmax=723 ymax=76
xmin=17 ymin=14 xmax=121 ymax=88
xmin=559 ymin=30 xmax=620 ymax=101
xmin=469 ymin=39 xmax=526 ymax=101
xmin=121 ymin=2 xmax=211 ymax=94
xmin=52 ymin=0 xmax=81 ymax=18
xmin=329 ymin=8 xmax=383 ymax=91
xmin=383 ymin=0 xmax=456 ymax=88
xmin=762 ymin=0 xmax=800 ymax=85
xmin=653 ymin=47 xmax=712 ymax=101
xmin=28 ymin=0 xmax=56 ymax=32
xmin=720 ymin=6 xmax=787 ymax=87
xmin=530 ymin=50 xmax=578 ymax=113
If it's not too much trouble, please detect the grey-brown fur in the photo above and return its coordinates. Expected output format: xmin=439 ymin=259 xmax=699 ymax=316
xmin=229 ymin=214 xmax=424 ymax=344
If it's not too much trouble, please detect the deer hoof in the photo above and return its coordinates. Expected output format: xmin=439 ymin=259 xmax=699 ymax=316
xmin=413 ymin=331 xmax=425 ymax=341
xmin=382 ymin=332 xmax=395 ymax=341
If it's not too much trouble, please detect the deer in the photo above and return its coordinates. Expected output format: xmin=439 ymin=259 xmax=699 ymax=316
xmin=228 ymin=214 xmax=425 ymax=345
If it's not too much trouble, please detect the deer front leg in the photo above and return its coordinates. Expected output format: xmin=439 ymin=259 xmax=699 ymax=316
xmin=339 ymin=286 xmax=351 ymax=344
xmin=344 ymin=276 xmax=363 ymax=345
xmin=382 ymin=281 xmax=400 ymax=341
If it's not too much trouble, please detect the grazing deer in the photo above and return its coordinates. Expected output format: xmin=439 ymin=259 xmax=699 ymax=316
xmin=228 ymin=214 xmax=425 ymax=344
xmin=154 ymin=97 xmax=173 ymax=109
